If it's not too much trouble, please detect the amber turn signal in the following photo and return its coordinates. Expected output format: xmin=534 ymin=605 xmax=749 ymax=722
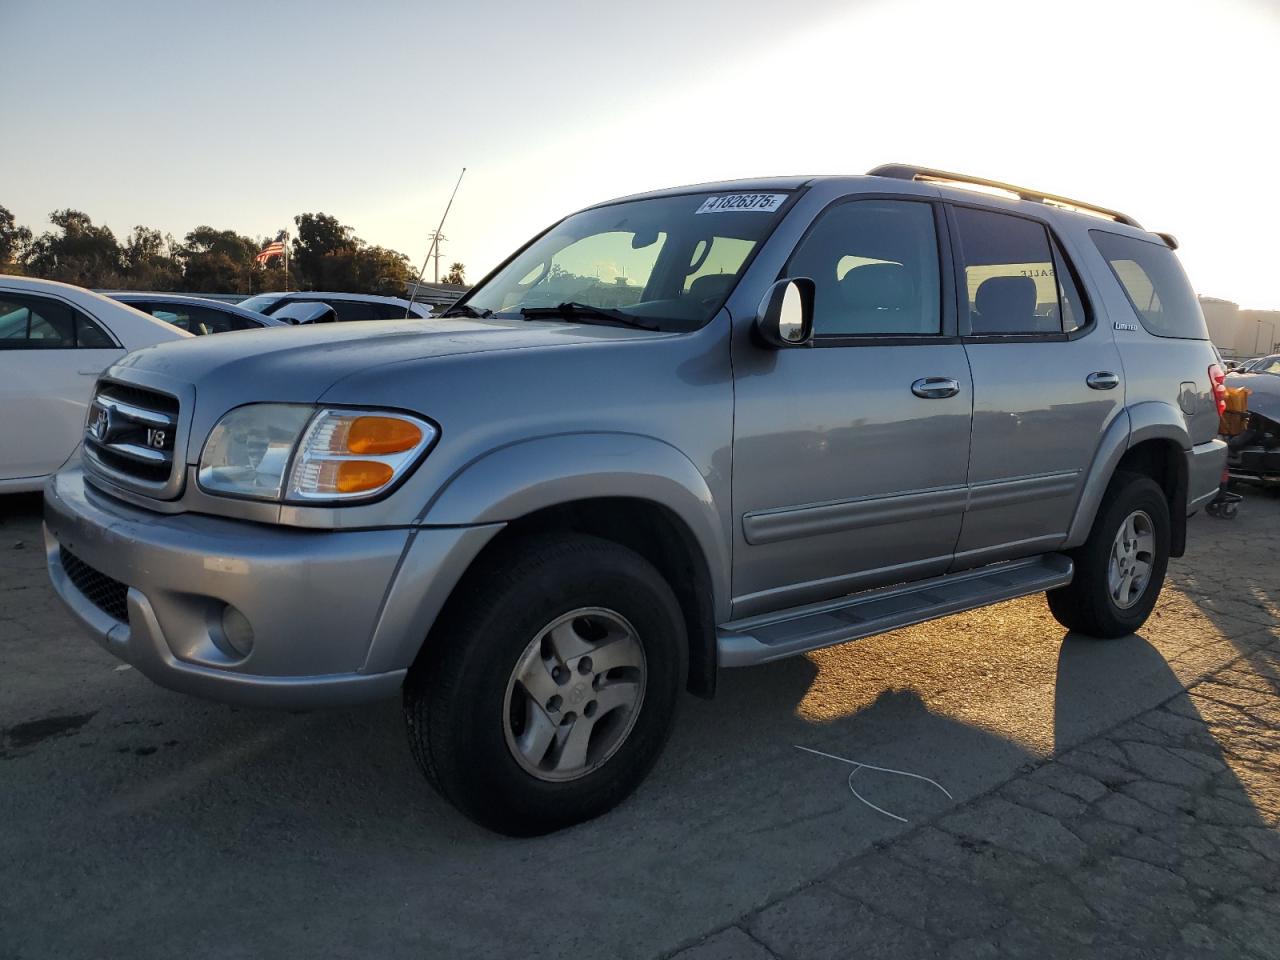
xmin=345 ymin=416 xmax=424 ymax=455
xmin=332 ymin=460 xmax=395 ymax=493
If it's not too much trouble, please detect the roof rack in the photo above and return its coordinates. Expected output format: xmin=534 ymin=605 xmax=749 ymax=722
xmin=868 ymin=164 xmax=1142 ymax=228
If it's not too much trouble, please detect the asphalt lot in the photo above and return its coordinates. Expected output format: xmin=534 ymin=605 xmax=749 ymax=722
xmin=2 ymin=489 xmax=1278 ymax=959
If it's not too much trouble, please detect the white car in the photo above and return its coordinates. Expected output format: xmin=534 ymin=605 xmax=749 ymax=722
xmin=0 ymin=276 xmax=190 ymax=492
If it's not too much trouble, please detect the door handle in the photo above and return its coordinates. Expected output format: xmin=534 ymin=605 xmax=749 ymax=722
xmin=1086 ymin=371 xmax=1120 ymax=390
xmin=77 ymin=369 xmax=102 ymax=376
xmin=911 ymin=377 xmax=960 ymax=399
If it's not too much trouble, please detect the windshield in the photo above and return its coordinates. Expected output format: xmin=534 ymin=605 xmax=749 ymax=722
xmin=462 ymin=191 xmax=793 ymax=330
xmin=239 ymin=294 xmax=285 ymax=314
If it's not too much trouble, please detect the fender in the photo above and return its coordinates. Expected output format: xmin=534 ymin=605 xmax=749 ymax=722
xmin=1125 ymin=400 xmax=1192 ymax=451
xmin=420 ymin=431 xmax=731 ymax=618
xmin=1065 ymin=401 xmax=1190 ymax=549
xmin=1065 ymin=409 xmax=1131 ymax=548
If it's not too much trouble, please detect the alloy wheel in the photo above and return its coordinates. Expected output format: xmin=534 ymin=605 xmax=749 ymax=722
xmin=1108 ymin=509 xmax=1155 ymax=609
xmin=502 ymin=607 xmax=646 ymax=782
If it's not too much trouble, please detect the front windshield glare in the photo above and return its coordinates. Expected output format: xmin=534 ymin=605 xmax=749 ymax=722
xmin=463 ymin=192 xmax=791 ymax=329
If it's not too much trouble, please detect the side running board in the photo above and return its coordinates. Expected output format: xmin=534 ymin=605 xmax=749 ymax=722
xmin=717 ymin=554 xmax=1073 ymax=667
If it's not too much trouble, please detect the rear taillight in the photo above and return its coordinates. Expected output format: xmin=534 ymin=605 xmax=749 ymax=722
xmin=1209 ymin=363 xmax=1227 ymax=416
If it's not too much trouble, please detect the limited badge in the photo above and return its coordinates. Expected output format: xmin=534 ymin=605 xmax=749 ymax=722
xmin=695 ymin=193 xmax=787 ymax=214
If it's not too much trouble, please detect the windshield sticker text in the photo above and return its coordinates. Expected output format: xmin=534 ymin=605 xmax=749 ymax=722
xmin=695 ymin=194 xmax=787 ymax=215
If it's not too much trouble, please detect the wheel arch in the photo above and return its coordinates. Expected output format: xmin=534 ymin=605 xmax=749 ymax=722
xmin=412 ymin=433 xmax=729 ymax=697
xmin=1066 ymin=402 xmax=1190 ymax=556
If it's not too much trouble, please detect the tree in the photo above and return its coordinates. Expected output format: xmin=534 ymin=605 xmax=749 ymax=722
xmin=122 ymin=225 xmax=183 ymax=290
xmin=291 ymin=212 xmax=357 ymax=289
xmin=25 ymin=209 xmax=124 ymax=287
xmin=0 ymin=205 xmax=33 ymax=271
xmin=291 ymin=212 xmax=413 ymax=294
xmin=177 ymin=226 xmax=259 ymax=293
xmin=6 ymin=204 xmax=412 ymax=296
xmin=442 ymin=262 xmax=466 ymax=285
xmin=350 ymin=245 xmax=414 ymax=296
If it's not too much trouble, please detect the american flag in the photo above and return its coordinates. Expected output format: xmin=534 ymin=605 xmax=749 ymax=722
xmin=254 ymin=240 xmax=285 ymax=264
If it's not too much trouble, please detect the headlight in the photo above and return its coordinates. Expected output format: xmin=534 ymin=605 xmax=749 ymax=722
xmin=198 ymin=404 xmax=313 ymax=500
xmin=286 ymin=408 xmax=435 ymax=501
xmin=198 ymin=404 xmax=437 ymax=503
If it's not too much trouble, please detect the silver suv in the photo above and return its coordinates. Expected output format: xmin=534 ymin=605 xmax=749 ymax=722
xmin=44 ymin=166 xmax=1227 ymax=835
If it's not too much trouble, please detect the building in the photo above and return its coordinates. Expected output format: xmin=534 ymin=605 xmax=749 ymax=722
xmin=1201 ymin=297 xmax=1245 ymax=356
xmin=1199 ymin=297 xmax=1280 ymax=359
xmin=1239 ymin=309 xmax=1280 ymax=358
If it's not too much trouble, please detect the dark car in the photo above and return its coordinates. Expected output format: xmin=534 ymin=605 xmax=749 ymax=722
xmin=1225 ymin=357 xmax=1280 ymax=487
xmin=104 ymin=293 xmax=285 ymax=335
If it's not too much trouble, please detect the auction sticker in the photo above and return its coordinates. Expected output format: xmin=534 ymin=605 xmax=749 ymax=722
xmin=695 ymin=193 xmax=787 ymax=214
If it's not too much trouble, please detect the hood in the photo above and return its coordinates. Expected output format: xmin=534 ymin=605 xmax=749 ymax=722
xmin=1226 ymin=371 xmax=1280 ymax=423
xmin=106 ymin=317 xmax=671 ymax=457
xmin=111 ymin=316 xmax=664 ymax=402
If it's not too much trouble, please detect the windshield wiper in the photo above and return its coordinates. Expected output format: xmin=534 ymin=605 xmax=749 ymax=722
xmin=440 ymin=303 xmax=493 ymax=319
xmin=519 ymin=302 xmax=659 ymax=331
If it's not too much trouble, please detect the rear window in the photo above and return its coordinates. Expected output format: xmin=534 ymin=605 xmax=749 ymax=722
xmin=1091 ymin=230 xmax=1208 ymax=340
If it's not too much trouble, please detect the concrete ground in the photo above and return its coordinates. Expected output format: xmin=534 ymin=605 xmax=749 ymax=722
xmin=1 ymin=489 xmax=1277 ymax=959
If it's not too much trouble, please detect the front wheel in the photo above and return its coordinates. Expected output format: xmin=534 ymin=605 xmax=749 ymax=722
xmin=403 ymin=534 xmax=686 ymax=836
xmin=1048 ymin=471 xmax=1170 ymax=639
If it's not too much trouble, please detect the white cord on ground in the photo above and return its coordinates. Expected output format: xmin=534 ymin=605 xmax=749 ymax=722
xmin=795 ymin=744 xmax=954 ymax=824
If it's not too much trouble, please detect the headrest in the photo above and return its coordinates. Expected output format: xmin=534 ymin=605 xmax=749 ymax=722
xmin=688 ymin=273 xmax=735 ymax=301
xmin=839 ymin=262 xmax=913 ymax=311
xmin=973 ymin=276 xmax=1037 ymax=332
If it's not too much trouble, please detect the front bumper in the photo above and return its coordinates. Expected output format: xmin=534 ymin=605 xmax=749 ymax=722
xmin=44 ymin=469 xmax=500 ymax=708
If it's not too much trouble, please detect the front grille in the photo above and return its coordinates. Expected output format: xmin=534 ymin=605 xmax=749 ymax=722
xmin=84 ymin=381 xmax=181 ymax=488
xmin=60 ymin=549 xmax=129 ymax=623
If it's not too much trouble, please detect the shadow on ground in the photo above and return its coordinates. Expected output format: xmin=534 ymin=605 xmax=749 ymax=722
xmin=1 ymin=492 xmax=1277 ymax=959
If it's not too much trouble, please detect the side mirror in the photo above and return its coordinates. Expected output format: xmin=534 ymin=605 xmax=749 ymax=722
xmin=755 ymin=278 xmax=815 ymax=348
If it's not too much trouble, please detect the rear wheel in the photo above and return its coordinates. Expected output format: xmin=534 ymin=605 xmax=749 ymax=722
xmin=1048 ymin=472 xmax=1170 ymax=639
xmin=403 ymin=534 xmax=685 ymax=836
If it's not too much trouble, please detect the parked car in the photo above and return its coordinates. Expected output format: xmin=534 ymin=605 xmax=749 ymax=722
xmin=0 ymin=276 xmax=190 ymax=492
xmin=104 ymin=292 xmax=285 ymax=334
xmin=1225 ymin=357 xmax=1280 ymax=487
xmin=238 ymin=291 xmax=433 ymax=322
xmin=44 ymin=166 xmax=1226 ymax=835
xmin=1235 ymin=354 xmax=1280 ymax=376
xmin=1232 ymin=356 xmax=1268 ymax=373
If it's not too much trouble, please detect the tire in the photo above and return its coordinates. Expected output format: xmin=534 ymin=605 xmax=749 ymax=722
xmin=403 ymin=533 xmax=686 ymax=836
xmin=1047 ymin=471 xmax=1170 ymax=639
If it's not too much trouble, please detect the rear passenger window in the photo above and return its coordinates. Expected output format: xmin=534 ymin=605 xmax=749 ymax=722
xmin=76 ymin=314 xmax=114 ymax=347
xmin=325 ymin=299 xmax=380 ymax=322
xmin=1090 ymin=230 xmax=1208 ymax=340
xmin=0 ymin=294 xmax=113 ymax=349
xmin=167 ymin=305 xmax=257 ymax=334
xmin=788 ymin=200 xmax=941 ymax=336
xmin=953 ymin=207 xmax=1083 ymax=335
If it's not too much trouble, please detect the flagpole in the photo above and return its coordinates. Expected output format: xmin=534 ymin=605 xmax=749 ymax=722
xmin=283 ymin=230 xmax=289 ymax=291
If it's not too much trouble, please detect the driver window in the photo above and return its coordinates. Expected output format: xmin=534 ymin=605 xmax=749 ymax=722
xmin=788 ymin=200 xmax=942 ymax=336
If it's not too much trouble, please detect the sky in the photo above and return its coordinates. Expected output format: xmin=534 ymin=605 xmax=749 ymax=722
xmin=3 ymin=0 xmax=1279 ymax=308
